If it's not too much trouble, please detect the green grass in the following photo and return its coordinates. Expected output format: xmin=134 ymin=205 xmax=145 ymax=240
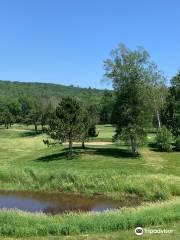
xmin=93 ymin=124 xmax=115 ymax=142
xmin=0 ymin=125 xmax=179 ymax=238
xmin=1 ymin=224 xmax=180 ymax=240
xmin=0 ymin=126 xmax=179 ymax=200
xmin=0 ymin=198 xmax=179 ymax=238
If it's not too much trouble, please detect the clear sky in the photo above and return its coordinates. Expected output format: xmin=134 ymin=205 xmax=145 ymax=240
xmin=0 ymin=0 xmax=180 ymax=89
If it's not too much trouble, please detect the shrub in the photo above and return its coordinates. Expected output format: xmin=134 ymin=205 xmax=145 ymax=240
xmin=155 ymin=126 xmax=173 ymax=152
xmin=175 ymin=135 xmax=180 ymax=151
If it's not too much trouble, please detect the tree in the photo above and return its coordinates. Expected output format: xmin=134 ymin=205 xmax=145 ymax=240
xmin=26 ymin=100 xmax=41 ymax=131
xmin=104 ymin=44 xmax=161 ymax=156
xmin=150 ymin=83 xmax=168 ymax=129
xmin=7 ymin=101 xmax=21 ymax=122
xmin=79 ymin=106 xmax=90 ymax=149
xmin=162 ymin=71 xmax=180 ymax=136
xmin=19 ymin=96 xmax=32 ymax=117
xmin=0 ymin=109 xmax=14 ymax=129
xmin=47 ymin=97 xmax=85 ymax=158
xmin=38 ymin=98 xmax=54 ymax=131
xmin=155 ymin=126 xmax=173 ymax=152
xmin=80 ymin=105 xmax=98 ymax=149
xmin=99 ymin=90 xmax=114 ymax=124
xmin=175 ymin=135 xmax=180 ymax=151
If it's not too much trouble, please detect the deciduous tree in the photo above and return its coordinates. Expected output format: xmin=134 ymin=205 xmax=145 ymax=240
xmin=104 ymin=44 xmax=162 ymax=156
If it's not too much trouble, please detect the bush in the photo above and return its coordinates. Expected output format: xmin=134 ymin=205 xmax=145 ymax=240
xmin=156 ymin=126 xmax=173 ymax=152
xmin=175 ymin=135 xmax=180 ymax=151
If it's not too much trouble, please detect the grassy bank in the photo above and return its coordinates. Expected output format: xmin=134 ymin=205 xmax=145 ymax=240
xmin=0 ymin=125 xmax=180 ymax=238
xmin=1 ymin=226 xmax=179 ymax=240
xmin=0 ymin=198 xmax=179 ymax=237
xmin=1 ymin=170 xmax=180 ymax=201
xmin=0 ymin=125 xmax=179 ymax=201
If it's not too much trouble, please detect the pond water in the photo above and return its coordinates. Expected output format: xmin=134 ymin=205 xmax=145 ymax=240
xmin=0 ymin=190 xmax=140 ymax=214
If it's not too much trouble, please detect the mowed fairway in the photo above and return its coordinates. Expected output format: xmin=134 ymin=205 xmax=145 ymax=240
xmin=0 ymin=124 xmax=179 ymax=239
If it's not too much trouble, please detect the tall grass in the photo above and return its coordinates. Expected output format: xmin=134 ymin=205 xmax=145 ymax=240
xmin=0 ymin=198 xmax=179 ymax=237
xmin=1 ymin=168 xmax=180 ymax=201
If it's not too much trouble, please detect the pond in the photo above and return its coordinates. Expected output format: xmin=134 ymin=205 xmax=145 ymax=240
xmin=0 ymin=190 xmax=141 ymax=214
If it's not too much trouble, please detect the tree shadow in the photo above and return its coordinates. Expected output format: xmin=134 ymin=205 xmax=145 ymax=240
xmin=82 ymin=146 xmax=135 ymax=159
xmin=19 ymin=131 xmax=43 ymax=138
xmin=148 ymin=142 xmax=157 ymax=150
xmin=36 ymin=149 xmax=80 ymax=162
xmin=36 ymin=145 xmax=136 ymax=162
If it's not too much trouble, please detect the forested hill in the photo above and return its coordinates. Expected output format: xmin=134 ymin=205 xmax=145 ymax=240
xmin=0 ymin=80 xmax=104 ymax=103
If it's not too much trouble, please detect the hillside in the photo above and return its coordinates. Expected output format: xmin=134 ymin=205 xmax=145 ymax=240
xmin=0 ymin=80 xmax=104 ymax=103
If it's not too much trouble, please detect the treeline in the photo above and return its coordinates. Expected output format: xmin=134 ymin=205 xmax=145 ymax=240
xmin=0 ymin=94 xmax=103 ymax=158
xmin=0 ymin=96 xmax=54 ymax=130
xmin=0 ymin=44 xmax=179 ymax=157
xmin=0 ymin=81 xmax=115 ymax=129
xmin=0 ymin=94 xmax=114 ymax=130
xmin=0 ymin=80 xmax=103 ymax=104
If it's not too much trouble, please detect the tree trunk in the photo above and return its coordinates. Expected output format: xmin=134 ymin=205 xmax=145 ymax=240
xmin=68 ymin=139 xmax=73 ymax=159
xmin=82 ymin=140 xmax=85 ymax=149
xmin=156 ymin=110 xmax=161 ymax=129
xmin=130 ymin=136 xmax=137 ymax=157
xmin=34 ymin=123 xmax=38 ymax=131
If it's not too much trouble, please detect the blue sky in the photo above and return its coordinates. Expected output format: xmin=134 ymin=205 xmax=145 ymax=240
xmin=0 ymin=0 xmax=180 ymax=89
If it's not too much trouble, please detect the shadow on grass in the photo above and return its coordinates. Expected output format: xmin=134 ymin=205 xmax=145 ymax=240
xmin=19 ymin=130 xmax=43 ymax=138
xmin=85 ymin=146 xmax=135 ymax=158
xmin=70 ymin=146 xmax=135 ymax=159
xmin=36 ymin=149 xmax=81 ymax=162
xmin=148 ymin=142 xmax=158 ymax=151
xmin=103 ymin=125 xmax=114 ymax=128
xmin=37 ymin=145 xmax=135 ymax=162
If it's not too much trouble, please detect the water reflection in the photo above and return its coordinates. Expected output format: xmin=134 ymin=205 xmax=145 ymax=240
xmin=0 ymin=190 xmax=140 ymax=214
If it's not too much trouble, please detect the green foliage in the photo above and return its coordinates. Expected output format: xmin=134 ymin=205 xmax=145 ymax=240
xmin=175 ymin=135 xmax=180 ymax=151
xmin=0 ymin=80 xmax=103 ymax=105
xmin=156 ymin=126 xmax=173 ymax=152
xmin=7 ymin=100 xmax=21 ymax=117
xmin=162 ymin=71 xmax=180 ymax=136
xmin=150 ymin=84 xmax=168 ymax=129
xmin=47 ymin=97 xmax=87 ymax=158
xmin=104 ymin=44 xmax=159 ymax=155
xmin=0 ymin=109 xmax=14 ymax=129
xmin=119 ymin=125 xmax=147 ymax=151
xmin=80 ymin=105 xmax=98 ymax=148
xmin=0 ymin=81 xmax=110 ymax=130
xmin=99 ymin=90 xmax=114 ymax=124
xmin=88 ymin=125 xmax=98 ymax=137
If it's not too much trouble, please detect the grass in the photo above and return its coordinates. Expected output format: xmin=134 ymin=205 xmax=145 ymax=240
xmin=0 ymin=124 xmax=179 ymax=238
xmin=0 ymin=224 xmax=180 ymax=240
xmin=0 ymin=198 xmax=179 ymax=238
xmin=91 ymin=124 xmax=115 ymax=142
xmin=0 ymin=126 xmax=179 ymax=200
